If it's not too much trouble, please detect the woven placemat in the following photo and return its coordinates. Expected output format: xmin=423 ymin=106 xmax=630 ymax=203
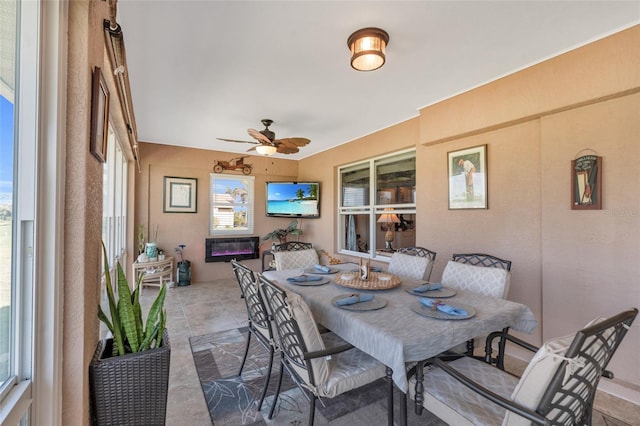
xmin=333 ymin=271 xmax=401 ymax=290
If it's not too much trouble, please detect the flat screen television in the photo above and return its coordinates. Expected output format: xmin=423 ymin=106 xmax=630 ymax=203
xmin=265 ymin=181 xmax=320 ymax=218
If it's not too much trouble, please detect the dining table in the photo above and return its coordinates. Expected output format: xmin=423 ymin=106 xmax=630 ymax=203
xmin=262 ymin=263 xmax=537 ymax=424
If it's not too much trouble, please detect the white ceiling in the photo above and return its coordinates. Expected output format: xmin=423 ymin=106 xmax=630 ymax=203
xmin=118 ymin=1 xmax=640 ymax=160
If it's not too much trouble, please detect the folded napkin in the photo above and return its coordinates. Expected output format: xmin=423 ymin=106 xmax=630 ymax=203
xmin=287 ymin=274 xmax=323 ymax=283
xmin=412 ymin=282 xmax=443 ymax=293
xmin=419 ymin=298 xmax=468 ymax=316
xmin=314 ymin=264 xmax=331 ymax=273
xmin=335 ymin=293 xmax=374 ymax=306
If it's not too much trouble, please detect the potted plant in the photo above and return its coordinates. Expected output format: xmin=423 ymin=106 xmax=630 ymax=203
xmin=261 ymin=219 xmax=303 ymax=246
xmin=89 ymin=243 xmax=170 ymax=425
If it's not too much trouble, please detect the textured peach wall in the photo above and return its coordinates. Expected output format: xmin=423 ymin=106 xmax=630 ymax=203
xmin=414 ymin=24 xmax=640 ymax=397
xmin=63 ymin=1 xmax=104 ymax=424
xmin=64 ymin=1 xmax=139 ymax=424
xmin=134 ymin=143 xmax=300 ymax=281
xmin=420 ymin=25 xmax=640 ymax=144
xmin=540 ymin=93 xmax=640 ymax=388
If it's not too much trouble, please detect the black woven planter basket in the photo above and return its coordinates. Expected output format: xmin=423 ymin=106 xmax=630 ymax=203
xmin=89 ymin=331 xmax=171 ymax=426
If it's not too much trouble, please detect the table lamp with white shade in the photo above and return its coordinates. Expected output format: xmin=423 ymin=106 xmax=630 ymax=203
xmin=377 ymin=212 xmax=400 ymax=251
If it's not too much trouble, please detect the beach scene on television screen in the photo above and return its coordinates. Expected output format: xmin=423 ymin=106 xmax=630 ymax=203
xmin=267 ymin=183 xmax=319 ymax=216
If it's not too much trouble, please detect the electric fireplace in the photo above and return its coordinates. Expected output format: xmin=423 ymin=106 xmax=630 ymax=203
xmin=205 ymin=237 xmax=259 ymax=262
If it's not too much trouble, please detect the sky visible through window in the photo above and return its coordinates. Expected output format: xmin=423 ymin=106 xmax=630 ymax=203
xmin=0 ymin=95 xmax=13 ymax=199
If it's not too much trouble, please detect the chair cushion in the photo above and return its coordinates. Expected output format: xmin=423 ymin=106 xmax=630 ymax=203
xmin=503 ymin=316 xmax=605 ymax=426
xmin=274 ymin=248 xmax=319 ymax=270
xmin=410 ymin=357 xmax=518 ymax=426
xmin=441 ymin=260 xmax=511 ymax=298
xmin=287 ymin=292 xmax=329 ymax=386
xmin=388 ymin=252 xmax=431 ymax=281
xmin=317 ymin=332 xmax=386 ymax=399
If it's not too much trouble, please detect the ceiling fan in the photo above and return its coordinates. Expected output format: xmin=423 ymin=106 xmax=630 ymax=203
xmin=217 ymin=119 xmax=311 ymax=155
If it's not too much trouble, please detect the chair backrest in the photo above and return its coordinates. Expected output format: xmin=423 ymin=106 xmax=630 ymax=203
xmin=272 ymin=241 xmax=313 ymax=252
xmin=505 ymin=308 xmax=638 ymax=426
xmin=397 ymin=246 xmax=437 ymax=260
xmin=442 ymin=253 xmax=512 ymax=298
xmin=394 ymin=247 xmax=437 ymax=280
xmin=452 ymin=252 xmax=512 ymax=271
xmin=258 ymin=275 xmax=329 ymax=388
xmin=273 ymin=248 xmax=319 ymax=270
xmin=388 ymin=249 xmax=435 ymax=281
xmin=231 ymin=260 xmax=271 ymax=335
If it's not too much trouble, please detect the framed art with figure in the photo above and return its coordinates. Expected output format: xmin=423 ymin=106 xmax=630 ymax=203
xmin=448 ymin=145 xmax=487 ymax=210
xmin=163 ymin=177 xmax=198 ymax=213
xmin=90 ymin=67 xmax=110 ymax=163
xmin=571 ymin=154 xmax=601 ymax=210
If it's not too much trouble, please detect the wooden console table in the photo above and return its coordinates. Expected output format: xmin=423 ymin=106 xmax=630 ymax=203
xmin=132 ymin=256 xmax=174 ymax=289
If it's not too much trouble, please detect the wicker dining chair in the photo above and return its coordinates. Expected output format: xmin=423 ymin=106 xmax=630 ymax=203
xmin=258 ymin=275 xmax=391 ymax=426
xmin=410 ymin=308 xmax=637 ymax=425
xmin=441 ymin=253 xmax=512 ymax=364
xmin=231 ymin=259 xmax=276 ymax=411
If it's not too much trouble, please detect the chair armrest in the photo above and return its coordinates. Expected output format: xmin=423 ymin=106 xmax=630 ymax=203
xmin=432 ymin=357 xmax=550 ymax=425
xmin=486 ymin=330 xmax=539 ymax=353
xmin=305 ymin=343 xmax=354 ymax=360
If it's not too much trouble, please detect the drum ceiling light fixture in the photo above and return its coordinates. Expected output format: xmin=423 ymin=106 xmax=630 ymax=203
xmin=347 ymin=27 xmax=389 ymax=71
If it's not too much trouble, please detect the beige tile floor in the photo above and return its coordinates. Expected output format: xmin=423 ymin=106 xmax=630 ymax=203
xmin=141 ymin=259 xmax=639 ymax=426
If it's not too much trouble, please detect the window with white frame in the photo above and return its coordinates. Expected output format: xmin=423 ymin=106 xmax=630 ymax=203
xmin=102 ymin=125 xmax=128 ymax=269
xmin=0 ymin=0 xmax=43 ymax=422
xmin=210 ymin=174 xmax=254 ymax=235
xmin=338 ymin=150 xmax=416 ymax=259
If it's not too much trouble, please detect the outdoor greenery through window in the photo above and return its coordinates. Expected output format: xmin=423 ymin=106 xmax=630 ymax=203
xmin=210 ymin=174 xmax=254 ymax=235
xmin=338 ymin=150 xmax=416 ymax=259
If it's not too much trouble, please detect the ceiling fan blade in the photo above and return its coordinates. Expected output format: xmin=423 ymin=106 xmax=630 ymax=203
xmin=246 ymin=146 xmax=257 ymax=152
xmin=217 ymin=137 xmax=259 ymax=145
xmin=276 ymin=144 xmax=299 ymax=154
xmin=276 ymin=137 xmax=311 ymax=147
xmin=247 ymin=128 xmax=272 ymax=145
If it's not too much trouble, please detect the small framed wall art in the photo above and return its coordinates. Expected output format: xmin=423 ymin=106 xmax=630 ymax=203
xmin=90 ymin=67 xmax=110 ymax=163
xmin=571 ymin=153 xmax=601 ymax=210
xmin=447 ymin=145 xmax=487 ymax=209
xmin=163 ymin=176 xmax=198 ymax=213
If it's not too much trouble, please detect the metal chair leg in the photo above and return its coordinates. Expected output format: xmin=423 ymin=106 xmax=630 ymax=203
xmin=268 ymin=359 xmax=285 ymax=419
xmin=308 ymin=395 xmax=316 ymax=426
xmin=257 ymin=346 xmax=274 ymax=411
xmin=238 ymin=330 xmax=251 ymax=376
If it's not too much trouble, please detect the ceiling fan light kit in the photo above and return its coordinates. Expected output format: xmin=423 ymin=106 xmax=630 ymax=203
xmin=348 ymin=27 xmax=389 ymax=71
xmin=256 ymin=145 xmax=277 ymax=156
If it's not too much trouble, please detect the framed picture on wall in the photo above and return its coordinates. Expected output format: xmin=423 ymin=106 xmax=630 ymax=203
xmin=448 ymin=145 xmax=487 ymax=209
xmin=90 ymin=67 xmax=110 ymax=163
xmin=163 ymin=176 xmax=197 ymax=213
xmin=571 ymin=154 xmax=601 ymax=210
